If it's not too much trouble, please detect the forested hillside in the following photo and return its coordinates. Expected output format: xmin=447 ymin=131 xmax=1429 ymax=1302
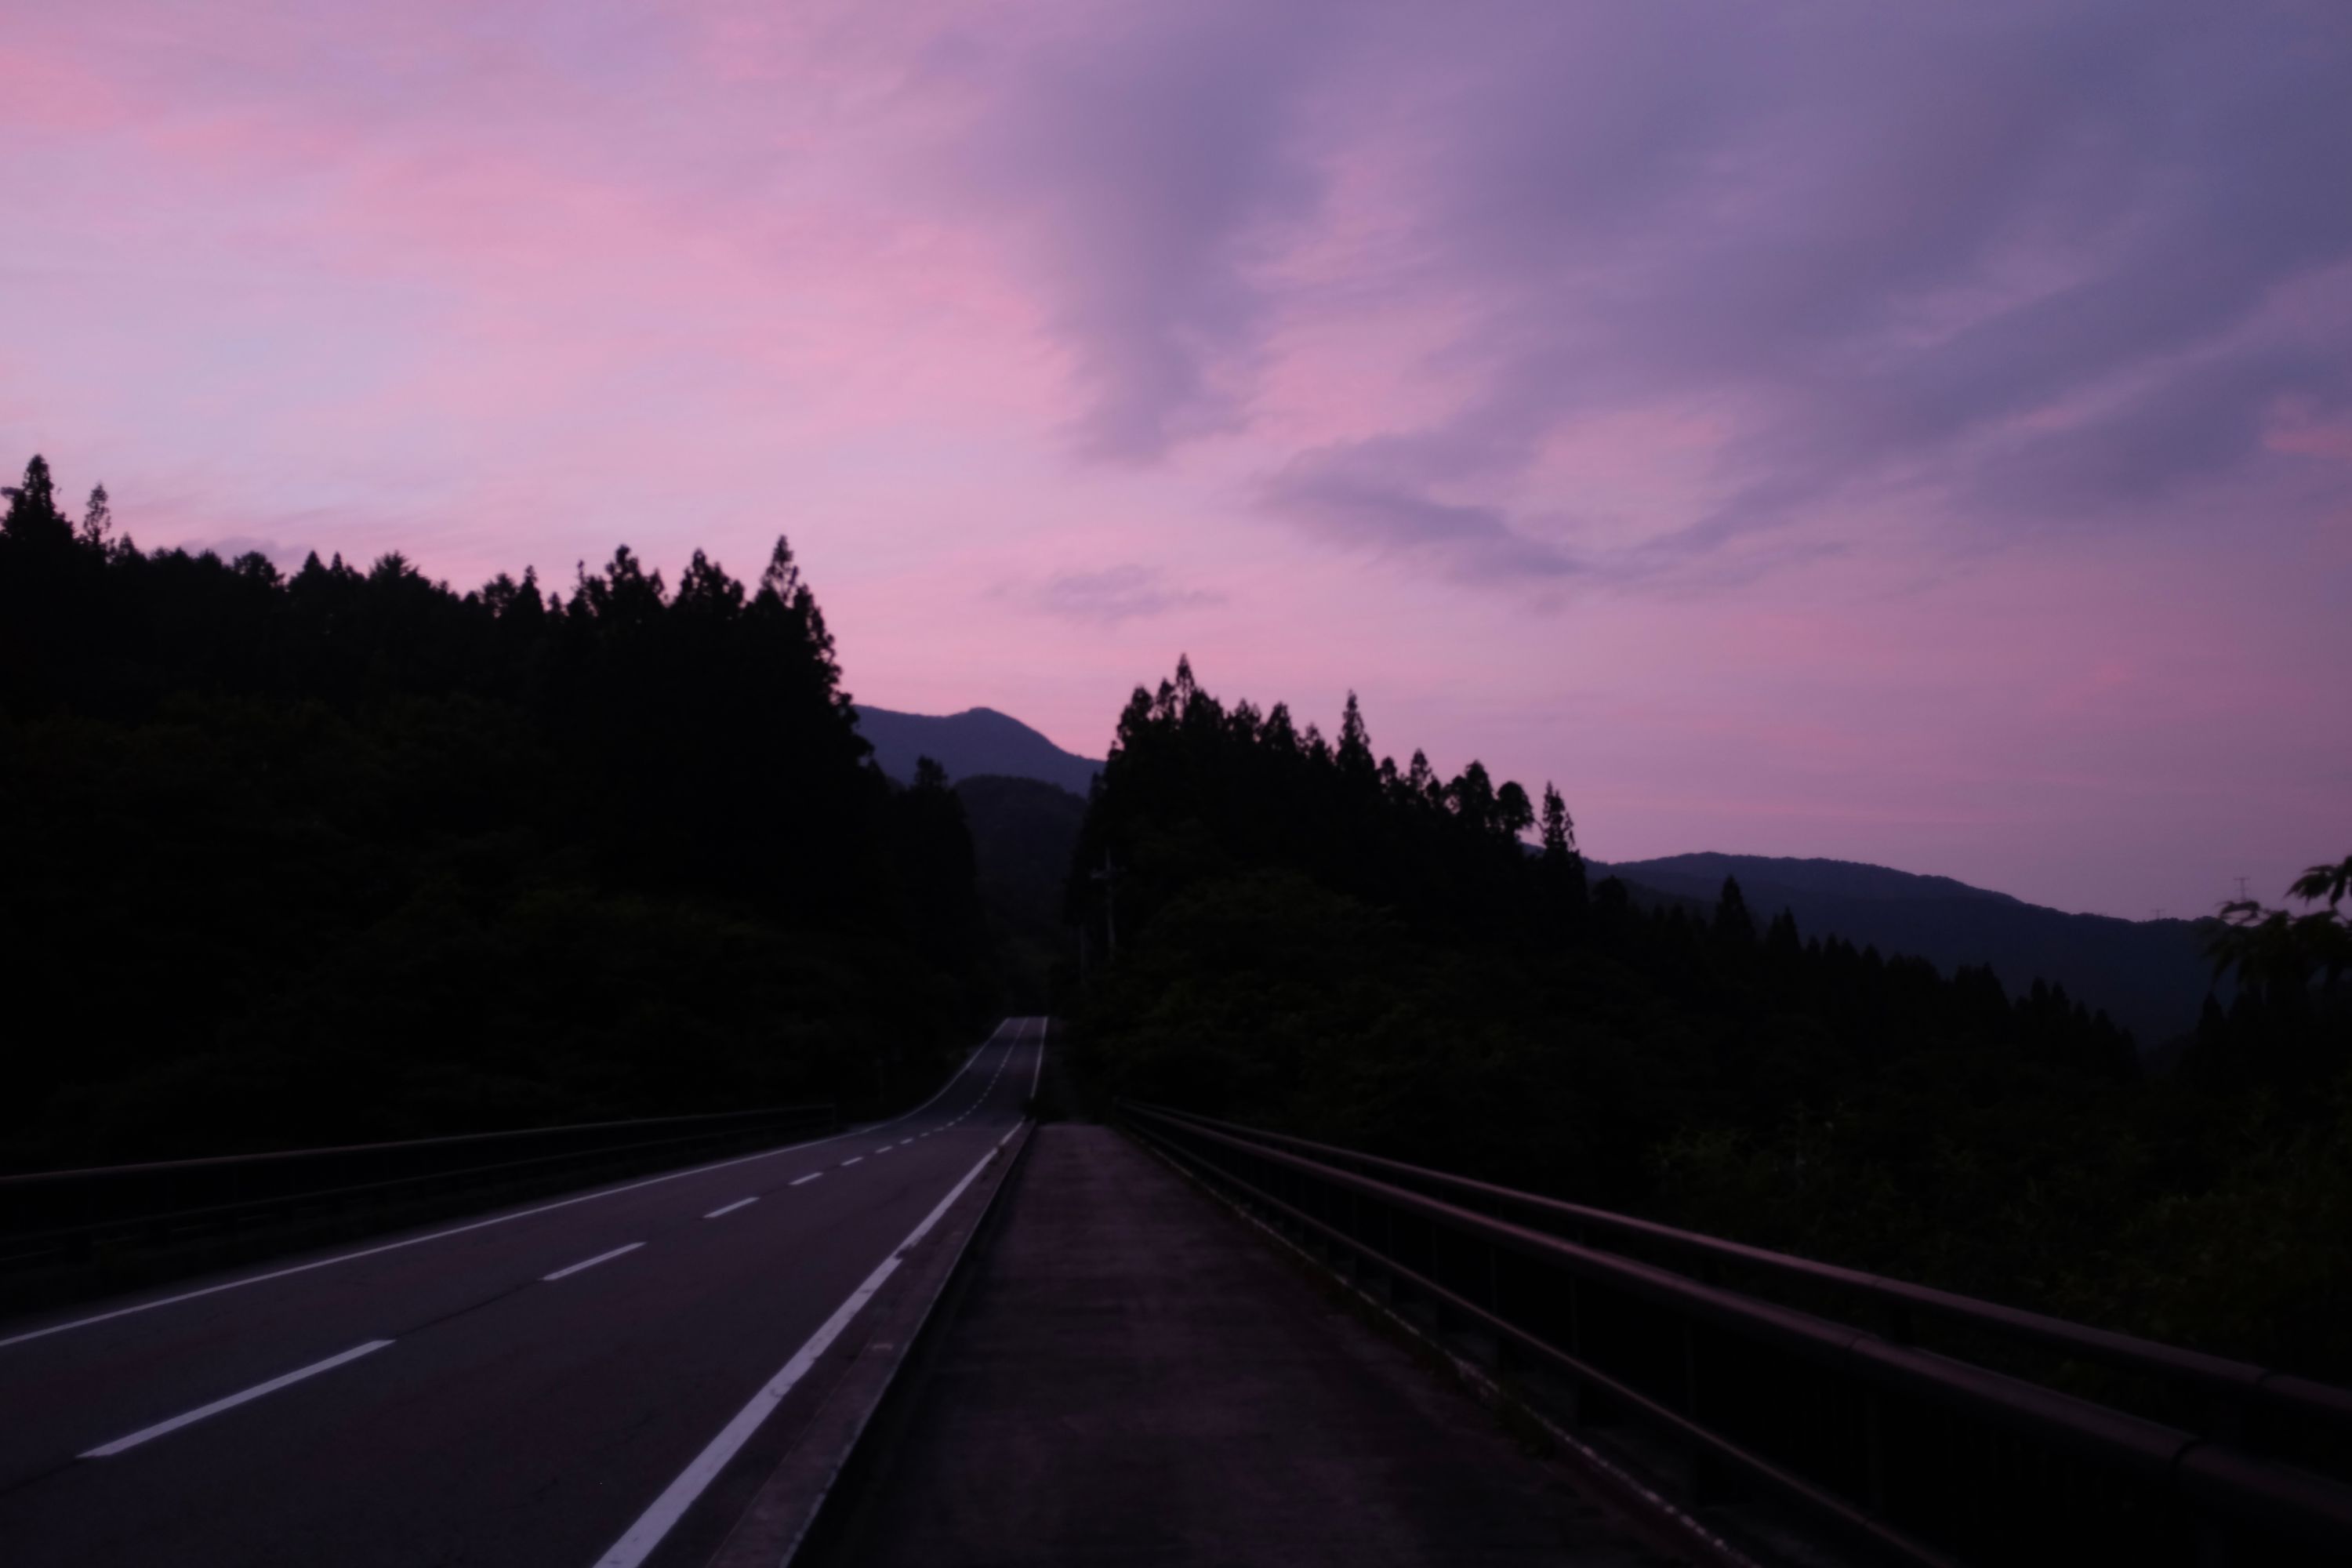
xmin=1066 ymin=659 xmax=2352 ymax=1378
xmin=1598 ymin=851 xmax=2217 ymax=1046
xmin=0 ymin=455 xmax=993 ymax=1171
xmin=953 ymin=773 xmax=1087 ymax=1013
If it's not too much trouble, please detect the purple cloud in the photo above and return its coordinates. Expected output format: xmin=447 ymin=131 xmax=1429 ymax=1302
xmin=950 ymin=2 xmax=1338 ymax=462
xmin=1014 ymin=564 xmax=1225 ymax=624
xmin=962 ymin=0 xmax=2352 ymax=577
xmin=1261 ymin=439 xmax=1579 ymax=582
xmin=5 ymin=0 xmax=2346 ymax=916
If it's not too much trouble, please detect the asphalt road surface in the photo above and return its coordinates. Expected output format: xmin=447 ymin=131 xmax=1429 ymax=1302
xmin=0 ymin=1018 xmax=1044 ymax=1568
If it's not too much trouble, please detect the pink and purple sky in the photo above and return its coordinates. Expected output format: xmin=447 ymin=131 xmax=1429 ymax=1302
xmin=5 ymin=2 xmax=2347 ymax=918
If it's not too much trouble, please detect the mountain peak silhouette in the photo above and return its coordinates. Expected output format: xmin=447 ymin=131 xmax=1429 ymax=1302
xmin=853 ymin=704 xmax=1102 ymax=797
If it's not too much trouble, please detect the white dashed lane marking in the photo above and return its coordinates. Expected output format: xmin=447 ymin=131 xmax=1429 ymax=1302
xmin=80 ymin=1341 xmax=395 ymax=1458
xmin=543 ymin=1243 xmax=643 ymax=1283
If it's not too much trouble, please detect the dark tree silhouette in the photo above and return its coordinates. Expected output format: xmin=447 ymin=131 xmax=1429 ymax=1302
xmin=1059 ymin=659 xmax=2352 ymax=1381
xmin=1714 ymin=876 xmax=1755 ymax=945
xmin=2 ymin=453 xmax=70 ymax=546
xmin=78 ymin=485 xmax=111 ymax=550
xmin=0 ymin=454 xmax=994 ymax=1170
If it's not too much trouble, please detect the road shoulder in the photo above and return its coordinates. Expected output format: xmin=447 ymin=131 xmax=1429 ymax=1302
xmin=702 ymin=1123 xmax=1033 ymax=1567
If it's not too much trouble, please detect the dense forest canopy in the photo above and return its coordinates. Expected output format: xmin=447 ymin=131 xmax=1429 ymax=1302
xmin=1065 ymin=659 xmax=2352 ymax=1379
xmin=0 ymin=454 xmax=992 ymax=1169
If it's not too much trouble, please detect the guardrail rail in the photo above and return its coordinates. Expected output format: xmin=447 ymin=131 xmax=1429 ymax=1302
xmin=0 ymin=1102 xmax=837 ymax=1308
xmin=1122 ymin=1099 xmax=2352 ymax=1568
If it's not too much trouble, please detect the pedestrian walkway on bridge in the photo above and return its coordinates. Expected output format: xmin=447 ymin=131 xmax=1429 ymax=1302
xmin=811 ymin=1123 xmax=1678 ymax=1566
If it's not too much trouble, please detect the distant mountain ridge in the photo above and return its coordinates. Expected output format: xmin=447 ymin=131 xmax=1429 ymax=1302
xmin=1592 ymin=852 xmax=2220 ymax=1047
xmin=855 ymin=702 xmax=2218 ymax=1049
xmin=1610 ymin=855 xmax=2016 ymax=906
xmin=853 ymin=704 xmax=1102 ymax=797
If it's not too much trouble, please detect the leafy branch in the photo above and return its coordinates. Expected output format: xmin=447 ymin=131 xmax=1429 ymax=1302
xmin=2212 ymin=854 xmax=2352 ymax=988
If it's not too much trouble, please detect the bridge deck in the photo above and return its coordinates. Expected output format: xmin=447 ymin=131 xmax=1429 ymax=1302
xmin=820 ymin=1123 xmax=1672 ymax=1566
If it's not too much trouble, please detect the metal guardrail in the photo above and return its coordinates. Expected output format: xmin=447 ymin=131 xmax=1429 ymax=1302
xmin=0 ymin=1103 xmax=837 ymax=1282
xmin=1123 ymin=1099 xmax=2352 ymax=1568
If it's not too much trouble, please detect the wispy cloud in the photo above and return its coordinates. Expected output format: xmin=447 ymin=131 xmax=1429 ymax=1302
xmin=3 ymin=0 xmax=2346 ymax=916
xmin=938 ymin=0 xmax=2352 ymax=578
xmin=1008 ymin=564 xmax=1225 ymax=625
xmin=943 ymin=2 xmax=1340 ymax=463
xmin=1261 ymin=441 xmax=1579 ymax=583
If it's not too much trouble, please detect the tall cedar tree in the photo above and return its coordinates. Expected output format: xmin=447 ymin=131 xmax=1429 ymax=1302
xmin=0 ymin=454 xmax=992 ymax=1167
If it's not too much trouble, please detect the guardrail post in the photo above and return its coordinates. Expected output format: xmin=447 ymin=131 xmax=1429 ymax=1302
xmin=1863 ymin=1388 xmax=1886 ymax=1515
xmin=2190 ymin=1396 xmax=2249 ymax=1567
xmin=1679 ymin=1319 xmax=1710 ymax=1507
xmin=1486 ymin=1237 xmax=1504 ymax=1375
xmin=1380 ymin=1198 xmax=1396 ymax=1304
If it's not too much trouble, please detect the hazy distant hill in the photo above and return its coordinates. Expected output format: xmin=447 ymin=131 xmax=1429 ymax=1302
xmin=855 ymin=702 xmax=2220 ymax=1046
xmin=1593 ymin=852 xmax=2220 ymax=1047
xmin=953 ymin=774 xmax=1087 ymax=933
xmin=852 ymin=707 xmax=1096 ymax=1005
xmin=854 ymin=706 xmax=1102 ymax=797
xmin=946 ymin=774 xmax=1088 ymax=1011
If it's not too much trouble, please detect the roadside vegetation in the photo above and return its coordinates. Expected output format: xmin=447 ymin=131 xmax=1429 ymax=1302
xmin=1065 ymin=659 xmax=2352 ymax=1380
xmin=0 ymin=454 xmax=995 ymax=1170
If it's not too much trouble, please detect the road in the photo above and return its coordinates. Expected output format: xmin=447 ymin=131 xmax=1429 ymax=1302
xmin=0 ymin=1017 xmax=1044 ymax=1568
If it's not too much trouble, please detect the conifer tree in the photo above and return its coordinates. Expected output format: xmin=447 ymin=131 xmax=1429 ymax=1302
xmin=78 ymin=485 xmax=112 ymax=550
xmin=1406 ymin=750 xmax=1437 ymax=804
xmin=1540 ymin=784 xmax=1575 ymax=860
xmin=2 ymin=454 xmax=71 ymax=547
xmin=1715 ymin=876 xmax=1755 ymax=943
xmin=1338 ymin=691 xmax=1376 ymax=786
xmin=1539 ymin=782 xmax=1588 ymax=909
xmin=1263 ymin=701 xmax=1298 ymax=754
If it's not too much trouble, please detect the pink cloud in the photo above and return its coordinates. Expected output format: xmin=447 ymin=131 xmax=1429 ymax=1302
xmin=2 ymin=0 xmax=2346 ymax=920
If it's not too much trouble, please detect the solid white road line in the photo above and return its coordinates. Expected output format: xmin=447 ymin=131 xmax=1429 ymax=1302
xmin=591 ymin=1138 xmax=1014 ymax=1568
xmin=0 ymin=1025 xmax=1019 ymax=1355
xmin=80 ymin=1340 xmax=394 ymax=1458
xmin=542 ymin=1243 xmax=643 ymax=1283
xmin=702 ymin=1198 xmax=758 ymax=1220
xmin=789 ymin=1173 xmax=822 ymax=1187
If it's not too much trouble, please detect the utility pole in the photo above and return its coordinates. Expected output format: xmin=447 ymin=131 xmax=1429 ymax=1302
xmin=2235 ymin=876 xmax=2251 ymax=902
